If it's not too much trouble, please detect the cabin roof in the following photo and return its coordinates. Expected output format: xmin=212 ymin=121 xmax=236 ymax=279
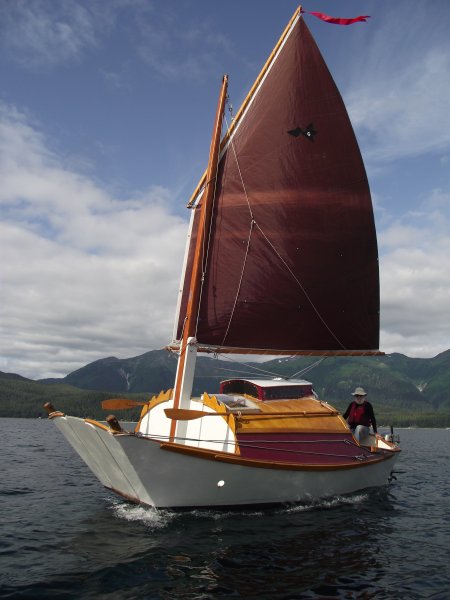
xmin=220 ymin=378 xmax=312 ymax=388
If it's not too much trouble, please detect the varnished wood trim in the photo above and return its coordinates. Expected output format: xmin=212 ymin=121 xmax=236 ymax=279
xmin=84 ymin=417 xmax=132 ymax=435
xmin=44 ymin=402 xmax=65 ymax=418
xmin=237 ymin=411 xmax=339 ymax=419
xmin=237 ymin=429 xmax=352 ymax=435
xmin=84 ymin=418 xmax=110 ymax=432
xmin=47 ymin=411 xmax=65 ymax=419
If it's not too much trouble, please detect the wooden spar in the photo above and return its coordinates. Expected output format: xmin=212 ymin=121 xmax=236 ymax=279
xmin=101 ymin=399 xmax=147 ymax=410
xmin=170 ymin=74 xmax=229 ymax=442
xmin=165 ymin=408 xmax=230 ymax=421
xmin=187 ymin=5 xmax=302 ymax=208
xmin=165 ymin=408 xmax=338 ymax=421
xmin=166 ymin=345 xmax=384 ymax=357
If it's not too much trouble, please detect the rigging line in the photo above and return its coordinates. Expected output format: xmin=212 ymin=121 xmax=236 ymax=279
xmin=253 ymin=221 xmax=347 ymax=350
xmin=288 ymin=356 xmax=327 ymax=380
xmin=196 ymin=368 xmax=276 ymax=378
xmin=224 ymin=113 xmax=255 ymax=220
xmin=220 ymin=220 xmax=255 ymax=346
xmin=176 ymin=316 xmax=188 ymax=349
xmin=213 ymin=351 xmax=290 ymax=378
xmin=220 ymin=110 xmax=256 ymax=347
xmin=139 ymin=432 xmax=329 ymax=445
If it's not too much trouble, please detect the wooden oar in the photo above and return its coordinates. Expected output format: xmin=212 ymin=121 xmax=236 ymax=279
xmin=101 ymin=398 xmax=147 ymax=410
xmin=164 ymin=408 xmax=228 ymax=421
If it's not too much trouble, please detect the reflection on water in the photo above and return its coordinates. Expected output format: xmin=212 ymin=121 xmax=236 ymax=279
xmin=1 ymin=421 xmax=449 ymax=599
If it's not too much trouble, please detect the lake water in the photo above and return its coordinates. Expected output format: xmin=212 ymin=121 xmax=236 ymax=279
xmin=0 ymin=419 xmax=449 ymax=599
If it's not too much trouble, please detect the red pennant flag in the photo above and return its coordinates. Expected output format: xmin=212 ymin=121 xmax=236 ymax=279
xmin=301 ymin=9 xmax=370 ymax=25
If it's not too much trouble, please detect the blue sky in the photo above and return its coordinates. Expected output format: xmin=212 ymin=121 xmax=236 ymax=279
xmin=1 ymin=0 xmax=450 ymax=379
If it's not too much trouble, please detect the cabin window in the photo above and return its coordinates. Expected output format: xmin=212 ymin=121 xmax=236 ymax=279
xmin=220 ymin=380 xmax=312 ymax=401
xmin=262 ymin=385 xmax=312 ymax=400
xmin=220 ymin=380 xmax=260 ymax=399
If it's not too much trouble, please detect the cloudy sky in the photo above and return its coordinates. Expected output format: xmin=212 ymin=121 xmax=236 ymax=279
xmin=1 ymin=0 xmax=450 ymax=379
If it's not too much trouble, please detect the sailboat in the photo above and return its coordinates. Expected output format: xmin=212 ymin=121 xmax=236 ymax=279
xmin=45 ymin=7 xmax=400 ymax=508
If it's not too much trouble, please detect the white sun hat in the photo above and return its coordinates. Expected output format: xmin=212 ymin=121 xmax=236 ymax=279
xmin=352 ymin=387 xmax=367 ymax=396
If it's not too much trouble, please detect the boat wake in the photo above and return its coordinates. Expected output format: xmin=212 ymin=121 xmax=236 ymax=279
xmin=108 ymin=492 xmax=369 ymax=527
xmin=109 ymin=499 xmax=175 ymax=529
xmin=285 ymin=492 xmax=369 ymax=513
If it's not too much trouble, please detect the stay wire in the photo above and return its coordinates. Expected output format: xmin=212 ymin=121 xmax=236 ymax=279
xmin=220 ymin=108 xmax=255 ymax=347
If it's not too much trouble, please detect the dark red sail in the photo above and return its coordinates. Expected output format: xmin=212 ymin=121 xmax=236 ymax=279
xmin=175 ymin=14 xmax=379 ymax=354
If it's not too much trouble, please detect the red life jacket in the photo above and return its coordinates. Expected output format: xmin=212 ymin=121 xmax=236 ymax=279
xmin=348 ymin=402 xmax=371 ymax=427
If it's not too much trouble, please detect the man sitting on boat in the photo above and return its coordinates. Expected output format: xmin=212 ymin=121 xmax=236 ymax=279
xmin=343 ymin=387 xmax=378 ymax=444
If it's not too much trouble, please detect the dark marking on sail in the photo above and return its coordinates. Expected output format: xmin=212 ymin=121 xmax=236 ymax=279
xmin=287 ymin=123 xmax=317 ymax=141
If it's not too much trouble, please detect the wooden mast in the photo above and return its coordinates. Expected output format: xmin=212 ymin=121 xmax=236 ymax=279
xmin=169 ymin=75 xmax=229 ymax=441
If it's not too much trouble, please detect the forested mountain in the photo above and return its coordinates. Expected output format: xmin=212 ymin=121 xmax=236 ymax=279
xmin=1 ymin=349 xmax=449 ymax=425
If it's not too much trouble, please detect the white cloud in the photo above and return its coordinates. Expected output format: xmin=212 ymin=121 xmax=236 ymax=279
xmin=346 ymin=3 xmax=450 ymax=164
xmin=134 ymin=11 xmax=235 ymax=80
xmin=0 ymin=102 xmax=188 ymax=378
xmin=341 ymin=3 xmax=450 ymax=358
xmin=1 ymin=99 xmax=449 ymax=377
xmin=379 ymin=188 xmax=450 ymax=357
xmin=0 ymin=0 xmax=235 ymax=79
xmin=0 ymin=0 xmax=98 ymax=68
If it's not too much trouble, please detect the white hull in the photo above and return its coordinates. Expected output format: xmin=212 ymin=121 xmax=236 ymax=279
xmin=54 ymin=415 xmax=399 ymax=508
